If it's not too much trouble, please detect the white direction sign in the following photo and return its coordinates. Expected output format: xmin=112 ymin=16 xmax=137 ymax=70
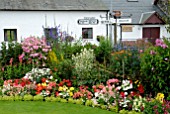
xmin=117 ymin=18 xmax=132 ymax=24
xmin=101 ymin=20 xmax=111 ymax=24
xmin=101 ymin=18 xmax=132 ymax=24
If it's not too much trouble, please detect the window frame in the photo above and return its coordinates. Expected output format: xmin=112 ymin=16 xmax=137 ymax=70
xmin=82 ymin=28 xmax=93 ymax=39
xmin=4 ymin=29 xmax=17 ymax=41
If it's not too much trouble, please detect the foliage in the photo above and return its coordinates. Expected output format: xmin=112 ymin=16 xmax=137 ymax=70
xmin=140 ymin=39 xmax=170 ymax=96
xmin=72 ymin=48 xmax=95 ymax=85
xmin=143 ymin=100 xmax=170 ymax=114
xmin=0 ymin=41 xmax=22 ymax=66
xmin=56 ymin=59 xmax=73 ymax=80
xmin=23 ymin=94 xmax=33 ymax=101
xmin=110 ymin=47 xmax=141 ymax=80
xmin=33 ymin=94 xmax=44 ymax=101
xmin=1 ymin=63 xmax=32 ymax=80
xmin=94 ymin=38 xmax=112 ymax=63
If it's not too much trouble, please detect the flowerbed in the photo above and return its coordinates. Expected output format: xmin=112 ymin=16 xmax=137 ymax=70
xmin=0 ymin=36 xmax=170 ymax=114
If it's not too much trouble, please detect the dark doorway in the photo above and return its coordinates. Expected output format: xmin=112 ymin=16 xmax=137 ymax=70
xmin=143 ymin=27 xmax=160 ymax=44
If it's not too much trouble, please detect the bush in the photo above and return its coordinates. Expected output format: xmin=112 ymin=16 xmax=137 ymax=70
xmin=72 ymin=48 xmax=95 ymax=85
xmin=94 ymin=38 xmax=112 ymax=63
xmin=143 ymin=100 xmax=170 ymax=114
xmin=21 ymin=37 xmax=51 ymax=67
xmin=23 ymin=94 xmax=33 ymax=101
xmin=140 ymin=39 xmax=170 ymax=96
xmin=0 ymin=41 xmax=22 ymax=66
xmin=33 ymin=95 xmax=44 ymax=101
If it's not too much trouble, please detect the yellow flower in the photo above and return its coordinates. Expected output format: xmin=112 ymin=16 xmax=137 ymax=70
xmin=134 ymin=80 xmax=139 ymax=84
xmin=155 ymin=93 xmax=164 ymax=103
xmin=58 ymin=87 xmax=63 ymax=91
xmin=69 ymin=92 xmax=73 ymax=97
xmin=70 ymin=87 xmax=74 ymax=91
xmin=42 ymin=83 xmax=47 ymax=87
xmin=63 ymin=85 xmax=68 ymax=91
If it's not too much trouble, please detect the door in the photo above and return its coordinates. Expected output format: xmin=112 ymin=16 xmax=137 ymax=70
xmin=143 ymin=27 xmax=160 ymax=44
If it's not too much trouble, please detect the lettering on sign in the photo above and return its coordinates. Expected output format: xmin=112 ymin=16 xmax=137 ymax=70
xmin=122 ymin=25 xmax=133 ymax=32
xmin=117 ymin=18 xmax=132 ymax=24
xmin=101 ymin=20 xmax=111 ymax=24
xmin=78 ymin=17 xmax=99 ymax=25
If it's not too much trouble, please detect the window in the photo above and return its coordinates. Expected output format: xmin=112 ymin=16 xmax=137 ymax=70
xmin=44 ymin=28 xmax=57 ymax=39
xmin=4 ymin=29 xmax=17 ymax=41
xmin=82 ymin=28 xmax=93 ymax=39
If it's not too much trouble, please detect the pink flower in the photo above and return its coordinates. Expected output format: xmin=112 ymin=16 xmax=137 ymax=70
xmin=9 ymin=58 xmax=13 ymax=65
xmin=33 ymin=46 xmax=39 ymax=50
xmin=18 ymin=53 xmax=25 ymax=63
xmin=139 ymin=50 xmax=143 ymax=53
xmin=162 ymin=44 xmax=168 ymax=49
xmin=42 ymin=48 xmax=49 ymax=52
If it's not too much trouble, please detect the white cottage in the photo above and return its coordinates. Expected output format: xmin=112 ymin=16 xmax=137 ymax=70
xmin=0 ymin=0 xmax=109 ymax=46
xmin=102 ymin=0 xmax=170 ymax=44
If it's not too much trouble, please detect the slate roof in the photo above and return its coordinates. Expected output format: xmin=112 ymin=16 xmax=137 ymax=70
xmin=101 ymin=0 xmax=165 ymax=24
xmin=0 ymin=0 xmax=108 ymax=11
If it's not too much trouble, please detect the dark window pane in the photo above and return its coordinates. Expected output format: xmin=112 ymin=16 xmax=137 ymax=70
xmin=82 ymin=28 xmax=93 ymax=39
xmin=4 ymin=29 xmax=17 ymax=41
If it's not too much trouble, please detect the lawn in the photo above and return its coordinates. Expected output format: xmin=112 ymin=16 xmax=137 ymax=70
xmin=0 ymin=101 xmax=117 ymax=114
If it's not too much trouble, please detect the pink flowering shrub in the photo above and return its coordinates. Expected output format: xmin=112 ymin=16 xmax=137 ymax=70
xmin=140 ymin=38 xmax=170 ymax=97
xmin=21 ymin=37 xmax=51 ymax=67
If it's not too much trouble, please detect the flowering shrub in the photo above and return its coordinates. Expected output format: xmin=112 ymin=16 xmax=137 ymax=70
xmin=140 ymin=38 xmax=170 ymax=96
xmin=21 ymin=37 xmax=51 ymax=67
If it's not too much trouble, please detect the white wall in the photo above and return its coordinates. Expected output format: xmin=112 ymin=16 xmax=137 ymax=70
xmin=0 ymin=11 xmax=107 ymax=47
xmin=120 ymin=24 xmax=170 ymax=41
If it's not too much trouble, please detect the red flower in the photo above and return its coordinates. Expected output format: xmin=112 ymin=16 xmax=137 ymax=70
xmin=55 ymin=91 xmax=59 ymax=96
xmin=36 ymin=91 xmax=40 ymax=95
xmin=138 ymin=84 xmax=144 ymax=94
xmin=67 ymin=82 xmax=72 ymax=87
xmin=41 ymin=78 xmax=46 ymax=83
xmin=120 ymin=92 xmax=125 ymax=98
xmin=21 ymin=81 xmax=26 ymax=87
xmin=59 ymin=82 xmax=64 ymax=86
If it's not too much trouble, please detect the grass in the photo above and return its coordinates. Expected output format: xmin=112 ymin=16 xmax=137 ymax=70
xmin=0 ymin=101 xmax=117 ymax=114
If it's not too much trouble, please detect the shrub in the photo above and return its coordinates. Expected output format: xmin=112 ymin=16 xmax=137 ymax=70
xmin=0 ymin=41 xmax=22 ymax=66
xmin=143 ymin=100 xmax=170 ymax=114
xmin=33 ymin=95 xmax=44 ymax=101
xmin=21 ymin=37 xmax=51 ymax=67
xmin=72 ymin=48 xmax=95 ymax=85
xmin=110 ymin=47 xmax=141 ymax=80
xmin=94 ymin=38 xmax=112 ymax=63
xmin=140 ymin=38 xmax=170 ymax=96
xmin=23 ymin=94 xmax=33 ymax=101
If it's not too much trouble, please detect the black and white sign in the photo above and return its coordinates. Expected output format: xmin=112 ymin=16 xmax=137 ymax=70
xmin=78 ymin=17 xmax=99 ymax=25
